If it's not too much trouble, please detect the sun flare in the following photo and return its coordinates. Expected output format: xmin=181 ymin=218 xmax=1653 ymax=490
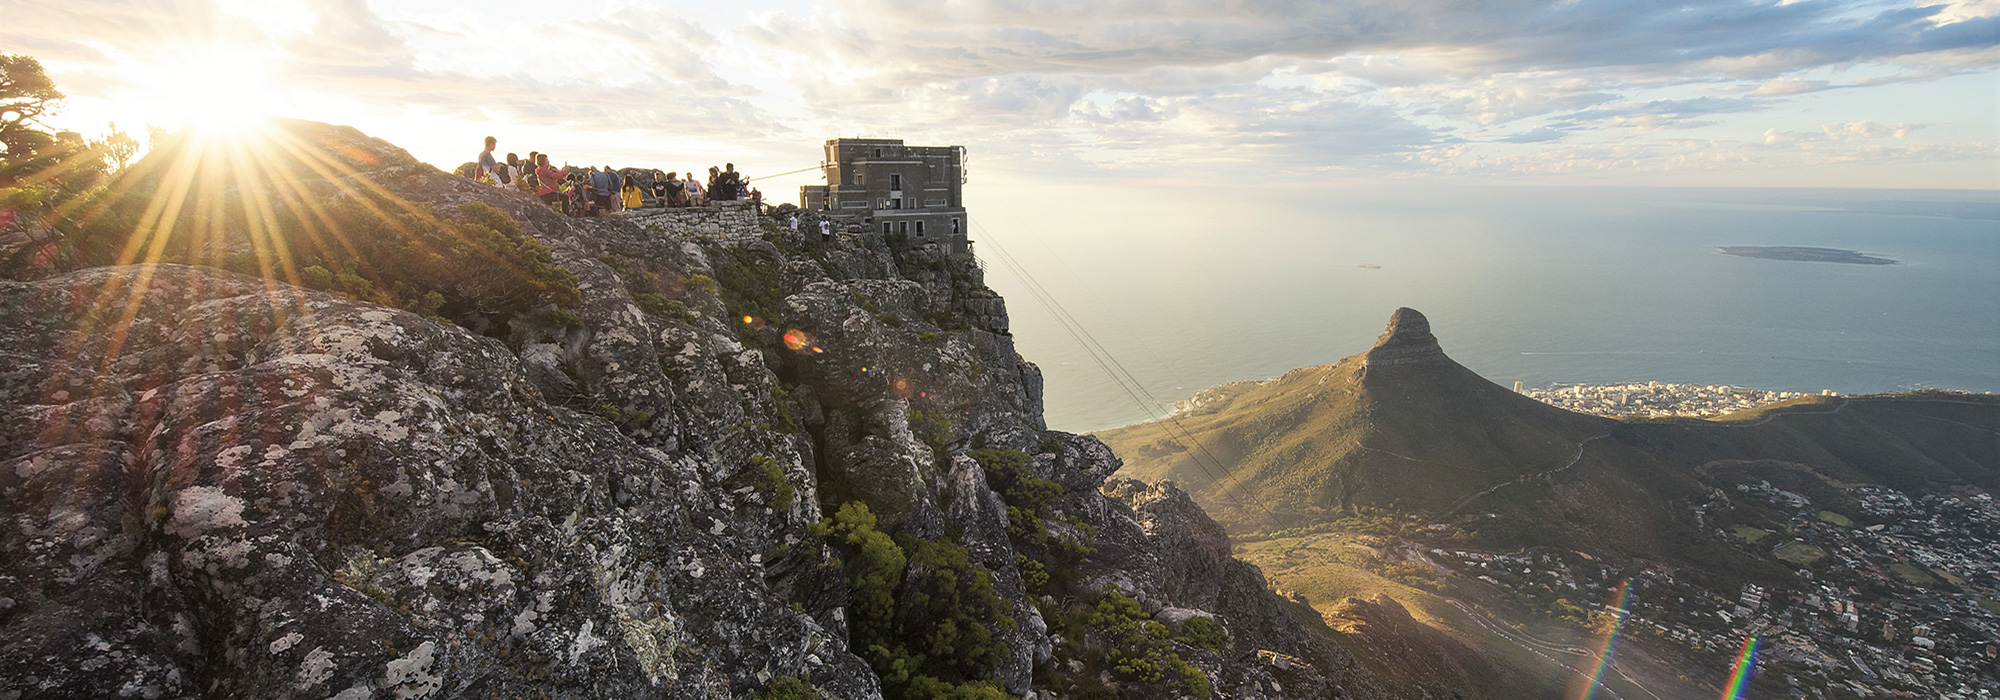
xmin=134 ymin=47 xmax=278 ymax=131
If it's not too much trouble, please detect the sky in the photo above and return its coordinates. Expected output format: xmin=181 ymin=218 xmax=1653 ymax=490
xmin=4 ymin=0 xmax=1996 ymax=198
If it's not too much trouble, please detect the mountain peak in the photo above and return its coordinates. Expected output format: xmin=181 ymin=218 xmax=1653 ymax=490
xmin=1364 ymin=307 xmax=1443 ymax=366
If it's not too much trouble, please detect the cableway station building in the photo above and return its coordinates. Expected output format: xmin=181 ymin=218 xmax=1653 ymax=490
xmin=799 ymin=138 xmax=969 ymax=255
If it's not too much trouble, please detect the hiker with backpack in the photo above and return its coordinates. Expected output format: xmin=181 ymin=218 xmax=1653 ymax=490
xmin=473 ymin=136 xmax=499 ymax=185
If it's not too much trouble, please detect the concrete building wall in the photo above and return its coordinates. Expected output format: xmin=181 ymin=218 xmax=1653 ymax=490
xmin=801 ymin=138 xmax=969 ymax=255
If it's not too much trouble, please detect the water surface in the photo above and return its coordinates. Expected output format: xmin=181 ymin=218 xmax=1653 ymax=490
xmin=971 ymin=186 xmax=2000 ymax=432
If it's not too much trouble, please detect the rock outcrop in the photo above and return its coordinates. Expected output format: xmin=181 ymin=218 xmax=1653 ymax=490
xmin=1361 ymin=308 xmax=1443 ymax=368
xmin=0 ymin=120 xmax=1383 ymax=699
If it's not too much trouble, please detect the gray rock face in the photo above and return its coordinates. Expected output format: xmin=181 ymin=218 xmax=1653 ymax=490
xmin=0 ymin=120 xmax=1387 ymax=699
xmin=1363 ymin=307 xmax=1444 ymax=367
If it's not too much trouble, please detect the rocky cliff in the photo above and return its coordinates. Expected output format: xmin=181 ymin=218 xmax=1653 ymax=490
xmin=0 ymin=120 xmax=1388 ymax=699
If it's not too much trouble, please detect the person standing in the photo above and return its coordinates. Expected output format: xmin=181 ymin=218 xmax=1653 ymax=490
xmin=588 ymin=166 xmax=614 ymax=215
xmin=622 ymin=172 xmax=644 ymax=210
xmin=818 ymin=219 xmax=833 ymax=250
xmin=523 ymin=151 xmax=541 ymax=194
xmin=663 ymin=172 xmax=684 ymax=207
xmin=474 ymin=136 xmax=498 ymax=184
xmin=535 ymin=154 xmax=565 ymax=209
xmin=650 ymin=170 xmax=669 ymax=208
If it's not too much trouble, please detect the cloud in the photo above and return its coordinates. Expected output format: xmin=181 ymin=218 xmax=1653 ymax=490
xmin=4 ymin=0 xmax=1993 ymax=185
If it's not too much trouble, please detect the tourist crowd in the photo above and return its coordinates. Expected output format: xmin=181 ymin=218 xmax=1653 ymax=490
xmin=467 ymin=136 xmax=765 ymax=218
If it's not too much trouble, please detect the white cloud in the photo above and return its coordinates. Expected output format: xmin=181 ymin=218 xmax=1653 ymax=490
xmin=4 ymin=0 xmax=1995 ymax=185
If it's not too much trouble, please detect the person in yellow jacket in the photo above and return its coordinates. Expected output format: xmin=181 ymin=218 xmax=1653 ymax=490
xmin=622 ymin=172 xmax=644 ymax=210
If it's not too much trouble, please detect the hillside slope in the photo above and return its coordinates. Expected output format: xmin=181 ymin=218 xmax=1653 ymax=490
xmin=1102 ymin=309 xmax=1611 ymax=530
xmin=1101 ymin=308 xmax=1999 ymax=560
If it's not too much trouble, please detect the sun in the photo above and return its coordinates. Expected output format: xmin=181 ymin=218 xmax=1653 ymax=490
xmin=135 ymin=46 xmax=279 ymax=131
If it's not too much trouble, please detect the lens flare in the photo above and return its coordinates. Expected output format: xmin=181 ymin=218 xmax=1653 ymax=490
xmin=782 ymin=329 xmax=823 ymax=354
xmin=1577 ymin=578 xmax=1635 ymax=700
xmin=1719 ymin=635 xmax=1758 ymax=700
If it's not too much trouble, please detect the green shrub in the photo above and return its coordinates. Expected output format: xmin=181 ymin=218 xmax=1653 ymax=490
xmin=685 ymin=274 xmax=719 ymax=295
xmin=1087 ymin=588 xmax=1210 ymax=697
xmin=754 ymin=454 xmax=794 ymax=510
xmin=772 ymin=384 xmax=798 ymax=433
xmin=1175 ymin=616 xmax=1227 ymax=651
xmin=714 ymin=246 xmax=783 ymax=322
xmin=816 ymin=502 xmax=1020 ymax=700
xmin=910 ymin=408 xmax=953 ymax=456
xmin=537 ymin=307 xmax=583 ymax=330
xmin=972 ymin=448 xmax=1069 ymax=552
xmin=633 ymin=292 xmax=695 ymax=323
xmin=755 ymin=676 xmax=819 ymax=700
xmin=815 ymin=503 xmax=905 ymax=645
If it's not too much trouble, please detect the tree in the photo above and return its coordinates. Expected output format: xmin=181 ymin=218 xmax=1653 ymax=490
xmin=0 ymin=54 xmax=64 ymax=161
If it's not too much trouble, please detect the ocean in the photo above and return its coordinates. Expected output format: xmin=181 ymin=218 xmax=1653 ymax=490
xmin=970 ymin=186 xmax=2000 ymax=433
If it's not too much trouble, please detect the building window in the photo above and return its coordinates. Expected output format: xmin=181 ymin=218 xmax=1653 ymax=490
xmin=873 ymin=148 xmax=881 ymax=158
xmin=883 ymin=222 xmax=892 ymax=235
xmin=898 ymin=221 xmax=909 ymax=234
xmin=915 ymin=221 xmax=925 ymax=235
xmin=952 ymin=218 xmax=960 ymax=234
xmin=890 ymin=173 xmax=902 ymax=190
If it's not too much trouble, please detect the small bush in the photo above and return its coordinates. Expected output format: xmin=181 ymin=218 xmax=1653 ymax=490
xmin=538 ymin=307 xmax=583 ymax=330
xmin=634 ymin=293 xmax=696 ymax=323
xmin=754 ymin=454 xmax=794 ymax=510
xmin=1088 ymin=588 xmax=1210 ymax=697
xmin=685 ymin=274 xmax=718 ymax=295
xmin=816 ymin=502 xmax=1020 ymax=700
xmin=1175 ymin=616 xmax=1227 ymax=651
xmin=772 ymin=384 xmax=798 ymax=433
xmin=910 ymin=408 xmax=953 ymax=456
xmin=714 ymin=246 xmax=783 ymax=323
xmin=755 ymin=676 xmax=819 ymax=700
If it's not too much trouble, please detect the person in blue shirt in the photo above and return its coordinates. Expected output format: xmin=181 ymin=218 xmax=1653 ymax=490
xmin=587 ymin=166 xmax=616 ymax=216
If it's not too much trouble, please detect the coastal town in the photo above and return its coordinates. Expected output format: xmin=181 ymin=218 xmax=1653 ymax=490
xmin=1422 ymin=481 xmax=2000 ymax=699
xmin=1521 ymin=381 xmax=1818 ymax=418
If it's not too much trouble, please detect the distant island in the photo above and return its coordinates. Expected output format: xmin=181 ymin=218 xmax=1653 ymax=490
xmin=1718 ymin=246 xmax=1897 ymax=265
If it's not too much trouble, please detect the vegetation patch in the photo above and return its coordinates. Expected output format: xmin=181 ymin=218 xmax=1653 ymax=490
xmin=634 ymin=293 xmax=696 ymax=323
xmin=1174 ymin=616 xmax=1228 ymax=651
xmin=753 ymin=454 xmax=794 ymax=510
xmin=1732 ymin=526 xmax=1772 ymax=543
xmin=1888 ymin=563 xmax=1937 ymax=585
xmin=1772 ymin=541 xmax=1828 ymax=566
xmin=713 ymin=246 xmax=783 ymax=324
xmin=1087 ymin=589 xmax=1212 ymax=698
xmin=972 ymin=448 xmax=1092 ymax=566
xmin=910 ymin=408 xmax=953 ymax=458
xmin=815 ymin=502 xmax=1020 ymax=700
xmin=1814 ymin=510 xmax=1851 ymax=527
xmin=755 ymin=677 xmax=819 ymax=700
